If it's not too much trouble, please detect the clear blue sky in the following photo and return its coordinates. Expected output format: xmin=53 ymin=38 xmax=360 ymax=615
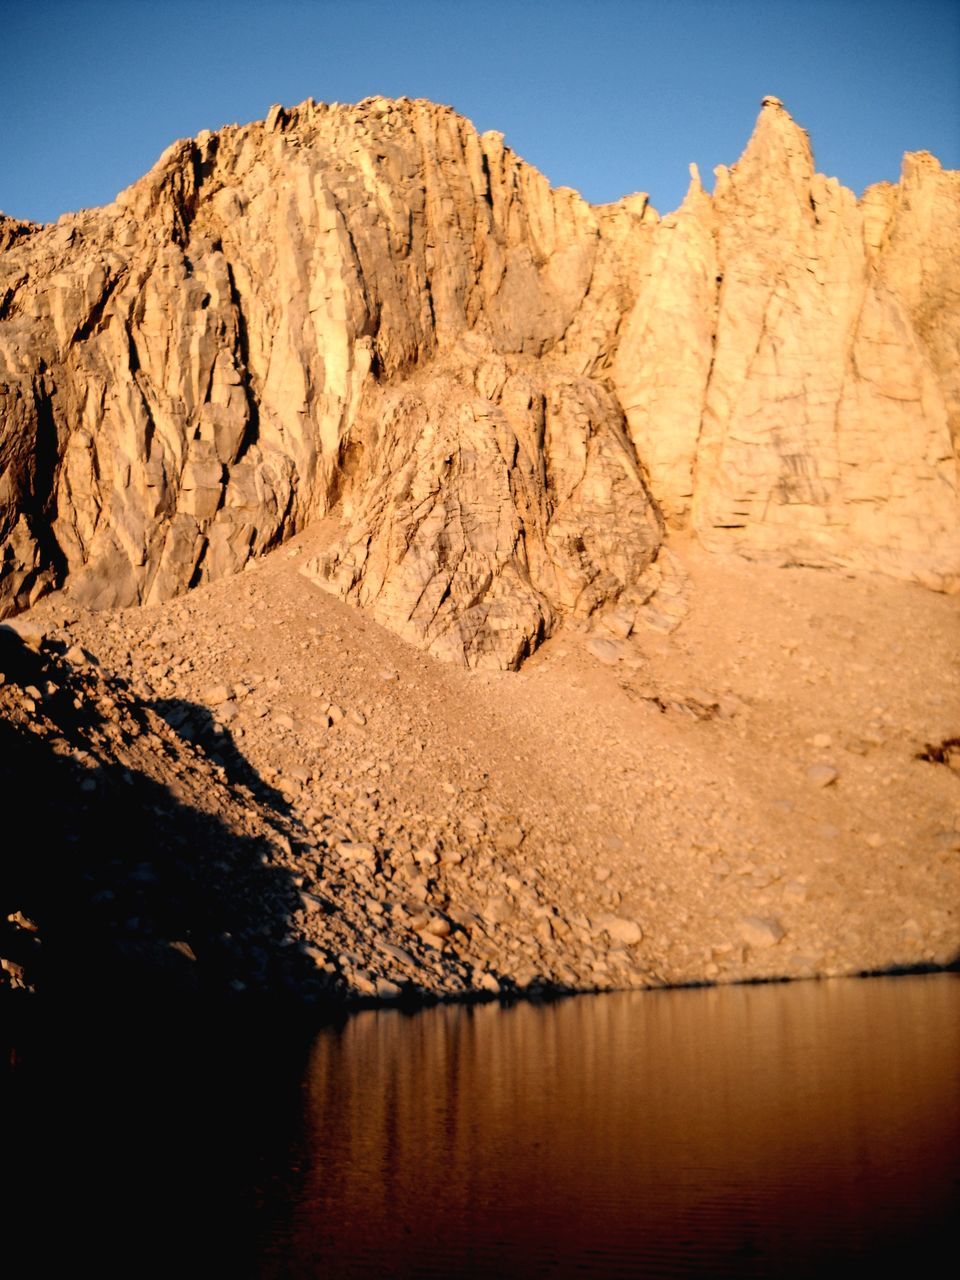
xmin=3 ymin=0 xmax=958 ymax=224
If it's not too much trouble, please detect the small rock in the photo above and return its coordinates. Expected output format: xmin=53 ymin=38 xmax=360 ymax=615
xmin=604 ymin=917 xmax=644 ymax=946
xmin=302 ymin=942 xmax=332 ymax=968
xmin=806 ymin=763 xmax=839 ymax=788
xmin=738 ymin=916 xmax=786 ymax=948
xmin=7 ymin=910 xmax=39 ymax=933
xmin=602 ymin=606 xmax=635 ymax=640
xmin=0 ymin=957 xmax=27 ymax=984
xmin=717 ymin=694 xmax=745 ymax=719
xmin=376 ymin=979 xmax=402 ymax=1000
xmin=416 ymin=915 xmax=451 ymax=938
xmin=536 ymin=918 xmax=555 ymax=944
xmin=377 ymin=941 xmax=415 ymax=966
xmin=406 ymin=875 xmax=431 ymax=901
xmin=482 ymin=896 xmax=512 ymax=924
xmin=0 ymin=620 xmax=46 ymax=650
xmin=496 ymin=823 xmax=525 ymax=851
xmin=586 ymin=636 xmax=628 ymax=665
xmin=337 ymin=840 xmax=377 ymax=865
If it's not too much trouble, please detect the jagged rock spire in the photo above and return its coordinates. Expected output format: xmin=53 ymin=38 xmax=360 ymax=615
xmin=726 ymin=94 xmax=816 ymax=199
xmin=0 ymin=96 xmax=957 ymax=667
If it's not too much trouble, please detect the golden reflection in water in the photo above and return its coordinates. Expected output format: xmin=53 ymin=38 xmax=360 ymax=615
xmin=266 ymin=977 xmax=959 ymax=1277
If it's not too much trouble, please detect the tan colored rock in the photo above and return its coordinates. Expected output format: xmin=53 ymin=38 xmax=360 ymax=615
xmin=604 ymin=917 xmax=644 ymax=946
xmin=738 ymin=916 xmax=786 ymax=948
xmin=1 ymin=95 xmax=957 ymax=668
xmin=303 ymin=356 xmax=660 ymax=668
xmin=615 ymin=97 xmax=960 ymax=590
xmin=806 ymin=762 xmax=839 ymax=788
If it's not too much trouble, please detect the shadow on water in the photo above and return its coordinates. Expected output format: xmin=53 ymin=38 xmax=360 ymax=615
xmin=3 ymin=975 xmax=957 ymax=1278
xmin=0 ymin=629 xmax=330 ymax=1274
xmin=1 ymin=1003 xmax=320 ymax=1277
xmin=0 ymin=629 xmax=318 ymax=1006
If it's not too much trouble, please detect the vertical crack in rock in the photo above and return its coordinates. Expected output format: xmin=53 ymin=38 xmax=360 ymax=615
xmin=0 ymin=94 xmax=958 ymax=664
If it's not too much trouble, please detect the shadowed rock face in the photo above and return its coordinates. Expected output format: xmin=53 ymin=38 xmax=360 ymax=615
xmin=1 ymin=95 xmax=958 ymax=666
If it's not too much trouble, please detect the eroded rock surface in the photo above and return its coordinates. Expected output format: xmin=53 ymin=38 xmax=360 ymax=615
xmin=1 ymin=95 xmax=958 ymax=668
xmin=616 ymin=98 xmax=960 ymax=589
xmin=306 ymin=352 xmax=662 ymax=667
xmin=5 ymin=523 xmax=957 ymax=1002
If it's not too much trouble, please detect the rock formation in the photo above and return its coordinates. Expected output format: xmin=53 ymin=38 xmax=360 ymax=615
xmin=1 ymin=95 xmax=958 ymax=667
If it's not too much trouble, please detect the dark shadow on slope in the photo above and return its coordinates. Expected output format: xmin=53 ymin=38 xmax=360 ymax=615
xmin=150 ymin=696 xmax=293 ymax=814
xmin=0 ymin=630 xmax=326 ymax=1008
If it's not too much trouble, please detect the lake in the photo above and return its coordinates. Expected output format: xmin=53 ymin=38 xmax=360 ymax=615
xmin=3 ymin=974 xmax=957 ymax=1276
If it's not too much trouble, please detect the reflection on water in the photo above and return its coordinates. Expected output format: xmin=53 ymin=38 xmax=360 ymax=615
xmin=2 ymin=976 xmax=957 ymax=1276
xmin=259 ymin=977 xmax=960 ymax=1278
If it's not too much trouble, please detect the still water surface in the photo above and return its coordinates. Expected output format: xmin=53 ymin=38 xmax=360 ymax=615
xmin=4 ymin=975 xmax=958 ymax=1276
xmin=257 ymin=975 xmax=959 ymax=1277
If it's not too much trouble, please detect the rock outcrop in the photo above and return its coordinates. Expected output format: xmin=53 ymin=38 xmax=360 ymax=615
xmin=1 ymin=95 xmax=958 ymax=666
xmin=616 ymin=98 xmax=960 ymax=590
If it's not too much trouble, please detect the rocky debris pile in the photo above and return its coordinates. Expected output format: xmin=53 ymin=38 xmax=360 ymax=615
xmin=0 ymin=617 xmax=318 ymax=1000
xmin=4 ymin=521 xmax=955 ymax=1006
xmin=0 ymin=605 xmax=655 ymax=1005
xmin=0 ymin=96 xmax=957 ymax=669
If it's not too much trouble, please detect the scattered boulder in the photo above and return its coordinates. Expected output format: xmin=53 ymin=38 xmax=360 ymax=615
xmin=604 ymin=917 xmax=644 ymax=947
xmin=738 ymin=916 xmax=786 ymax=948
xmin=806 ymin=763 xmax=839 ymax=788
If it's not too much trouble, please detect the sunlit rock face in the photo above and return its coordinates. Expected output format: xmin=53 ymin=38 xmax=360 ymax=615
xmin=615 ymin=98 xmax=960 ymax=591
xmin=1 ymin=95 xmax=957 ymax=666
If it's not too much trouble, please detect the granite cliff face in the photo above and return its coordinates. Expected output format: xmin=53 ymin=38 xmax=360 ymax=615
xmin=1 ymin=95 xmax=958 ymax=667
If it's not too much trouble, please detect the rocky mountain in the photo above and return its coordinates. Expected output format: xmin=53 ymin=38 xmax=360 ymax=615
xmin=1 ymin=95 xmax=958 ymax=669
